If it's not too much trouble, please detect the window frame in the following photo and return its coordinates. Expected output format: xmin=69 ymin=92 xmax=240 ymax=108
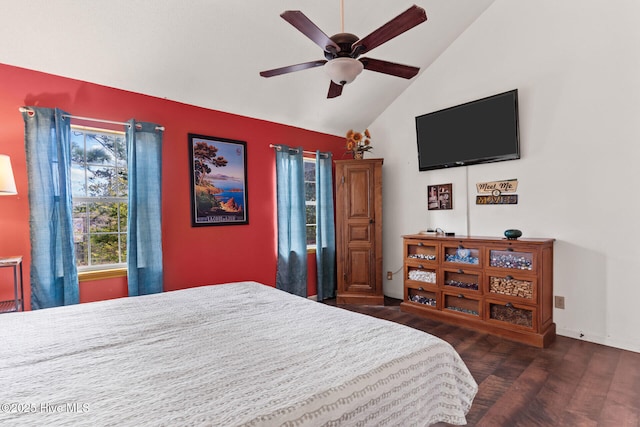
xmin=70 ymin=125 xmax=128 ymax=277
xmin=303 ymin=156 xmax=317 ymax=251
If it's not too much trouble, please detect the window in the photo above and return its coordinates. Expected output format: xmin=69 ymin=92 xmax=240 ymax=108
xmin=303 ymin=158 xmax=316 ymax=248
xmin=70 ymin=126 xmax=127 ymax=271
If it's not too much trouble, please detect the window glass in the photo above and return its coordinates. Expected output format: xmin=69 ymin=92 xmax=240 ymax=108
xmin=70 ymin=126 xmax=127 ymax=270
xmin=303 ymin=158 xmax=316 ymax=248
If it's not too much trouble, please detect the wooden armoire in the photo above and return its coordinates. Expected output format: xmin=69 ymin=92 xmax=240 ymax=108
xmin=334 ymin=158 xmax=383 ymax=305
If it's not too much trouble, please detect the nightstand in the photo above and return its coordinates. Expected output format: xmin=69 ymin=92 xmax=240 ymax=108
xmin=0 ymin=256 xmax=24 ymax=313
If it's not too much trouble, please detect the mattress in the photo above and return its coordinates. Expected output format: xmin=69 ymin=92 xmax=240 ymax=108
xmin=0 ymin=281 xmax=477 ymax=426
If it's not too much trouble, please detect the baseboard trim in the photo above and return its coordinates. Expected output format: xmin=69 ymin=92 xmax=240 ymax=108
xmin=556 ymin=327 xmax=639 ymax=353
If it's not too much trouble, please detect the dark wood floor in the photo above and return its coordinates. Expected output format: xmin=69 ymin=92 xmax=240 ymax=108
xmin=324 ymin=298 xmax=640 ymax=427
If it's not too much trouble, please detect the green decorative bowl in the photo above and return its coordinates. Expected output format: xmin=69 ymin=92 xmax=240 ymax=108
xmin=504 ymin=229 xmax=522 ymax=240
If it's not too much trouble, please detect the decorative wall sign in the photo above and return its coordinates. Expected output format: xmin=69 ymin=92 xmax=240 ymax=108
xmin=188 ymin=133 xmax=249 ymax=226
xmin=476 ymin=195 xmax=518 ymax=205
xmin=476 ymin=179 xmax=518 ymax=205
xmin=428 ymin=183 xmax=452 ymax=210
xmin=476 ymin=179 xmax=518 ymax=194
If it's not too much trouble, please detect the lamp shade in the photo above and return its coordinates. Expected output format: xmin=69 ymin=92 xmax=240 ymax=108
xmin=0 ymin=154 xmax=17 ymax=195
xmin=324 ymin=57 xmax=364 ymax=85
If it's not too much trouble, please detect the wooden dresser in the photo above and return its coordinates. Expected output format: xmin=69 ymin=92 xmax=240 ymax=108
xmin=400 ymin=234 xmax=555 ymax=347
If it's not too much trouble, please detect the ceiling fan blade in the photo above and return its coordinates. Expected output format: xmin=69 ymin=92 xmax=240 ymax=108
xmin=281 ymin=10 xmax=341 ymax=54
xmin=360 ymin=57 xmax=420 ymax=79
xmin=351 ymin=5 xmax=427 ymax=56
xmin=327 ymin=81 xmax=344 ymax=98
xmin=260 ymin=60 xmax=327 ymax=78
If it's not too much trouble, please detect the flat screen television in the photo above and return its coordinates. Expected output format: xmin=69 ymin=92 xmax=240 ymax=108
xmin=415 ymin=89 xmax=520 ymax=171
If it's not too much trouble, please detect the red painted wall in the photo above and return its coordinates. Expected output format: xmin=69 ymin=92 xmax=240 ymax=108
xmin=0 ymin=63 xmax=343 ymax=307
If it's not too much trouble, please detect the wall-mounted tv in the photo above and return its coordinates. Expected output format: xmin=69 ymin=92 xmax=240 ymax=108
xmin=415 ymin=89 xmax=520 ymax=171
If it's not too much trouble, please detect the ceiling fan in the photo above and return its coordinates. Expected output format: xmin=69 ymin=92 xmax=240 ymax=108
xmin=259 ymin=3 xmax=428 ymax=98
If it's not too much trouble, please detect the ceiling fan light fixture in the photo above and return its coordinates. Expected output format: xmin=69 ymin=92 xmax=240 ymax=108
xmin=324 ymin=58 xmax=364 ymax=85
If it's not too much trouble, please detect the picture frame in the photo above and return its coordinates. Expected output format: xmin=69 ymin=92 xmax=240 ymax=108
xmin=428 ymin=183 xmax=453 ymax=210
xmin=188 ymin=133 xmax=249 ymax=226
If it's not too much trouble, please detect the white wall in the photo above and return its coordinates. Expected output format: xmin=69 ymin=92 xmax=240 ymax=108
xmin=372 ymin=0 xmax=640 ymax=352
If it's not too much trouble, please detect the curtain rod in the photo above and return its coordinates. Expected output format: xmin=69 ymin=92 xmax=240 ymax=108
xmin=19 ymin=107 xmax=165 ymax=131
xmin=269 ymin=144 xmax=329 ymax=158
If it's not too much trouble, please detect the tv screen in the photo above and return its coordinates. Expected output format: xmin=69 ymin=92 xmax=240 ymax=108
xmin=415 ymin=89 xmax=520 ymax=171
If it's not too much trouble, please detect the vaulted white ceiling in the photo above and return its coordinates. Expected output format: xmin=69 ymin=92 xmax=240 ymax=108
xmin=0 ymin=0 xmax=495 ymax=135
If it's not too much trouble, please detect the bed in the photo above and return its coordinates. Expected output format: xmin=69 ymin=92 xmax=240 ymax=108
xmin=0 ymin=281 xmax=477 ymax=426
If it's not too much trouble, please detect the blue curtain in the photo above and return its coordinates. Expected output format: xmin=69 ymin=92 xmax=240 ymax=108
xmin=275 ymin=146 xmax=307 ymax=296
xmin=22 ymin=107 xmax=79 ymax=309
xmin=126 ymin=120 xmax=163 ymax=296
xmin=315 ymin=151 xmax=336 ymax=300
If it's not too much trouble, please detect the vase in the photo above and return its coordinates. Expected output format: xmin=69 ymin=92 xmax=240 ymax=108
xmin=504 ymin=229 xmax=522 ymax=240
xmin=353 ymin=151 xmax=364 ymax=160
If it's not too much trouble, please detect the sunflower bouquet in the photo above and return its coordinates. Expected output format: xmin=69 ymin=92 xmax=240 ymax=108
xmin=345 ymin=129 xmax=372 ymax=158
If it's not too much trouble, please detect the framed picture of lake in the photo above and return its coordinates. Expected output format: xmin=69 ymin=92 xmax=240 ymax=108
xmin=188 ymin=133 xmax=249 ymax=226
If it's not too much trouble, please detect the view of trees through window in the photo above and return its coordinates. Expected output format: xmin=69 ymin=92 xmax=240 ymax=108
xmin=304 ymin=158 xmax=316 ymax=247
xmin=70 ymin=126 xmax=127 ymax=270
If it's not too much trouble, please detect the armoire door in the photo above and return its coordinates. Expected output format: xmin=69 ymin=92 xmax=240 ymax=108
xmin=335 ymin=159 xmax=383 ymax=305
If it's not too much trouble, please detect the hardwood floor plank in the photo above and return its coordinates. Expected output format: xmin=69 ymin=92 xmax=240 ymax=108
xmin=559 ymin=411 xmax=600 ymax=427
xmin=464 ymin=374 xmax=509 ymax=423
xmin=598 ymin=350 xmax=640 ymax=426
xmin=476 ymin=355 xmax=550 ymax=425
xmin=598 ymin=402 xmax=639 ymax=427
xmin=526 ymin=339 xmax=585 ymax=425
xmin=564 ymin=344 xmax=620 ymax=423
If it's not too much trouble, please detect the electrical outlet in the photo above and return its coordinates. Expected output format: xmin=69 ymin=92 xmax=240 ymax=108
xmin=554 ymin=295 xmax=565 ymax=309
xmin=386 ymin=271 xmax=393 ymax=280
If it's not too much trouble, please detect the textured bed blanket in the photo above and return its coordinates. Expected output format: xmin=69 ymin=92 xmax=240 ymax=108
xmin=0 ymin=281 xmax=477 ymax=426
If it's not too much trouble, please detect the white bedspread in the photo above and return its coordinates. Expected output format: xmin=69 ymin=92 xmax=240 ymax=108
xmin=0 ymin=281 xmax=477 ymax=426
